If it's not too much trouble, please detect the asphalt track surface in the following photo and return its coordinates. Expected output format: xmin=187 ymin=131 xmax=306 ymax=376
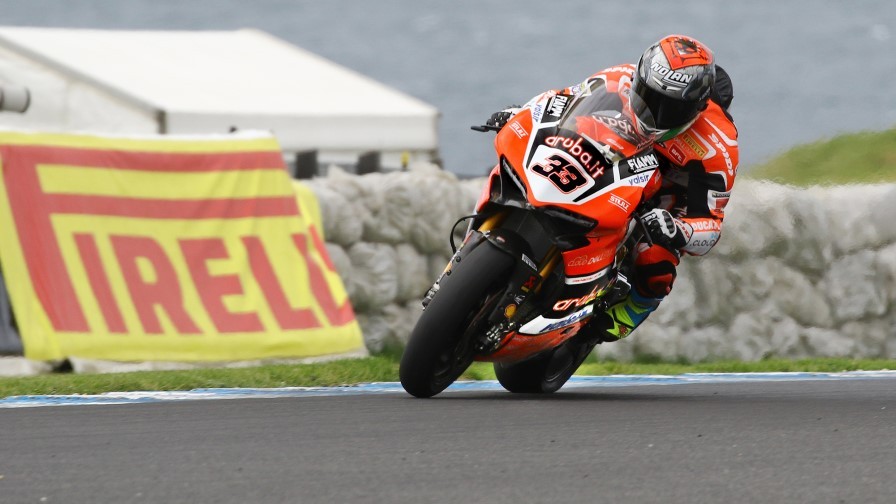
xmin=1 ymin=377 xmax=894 ymax=504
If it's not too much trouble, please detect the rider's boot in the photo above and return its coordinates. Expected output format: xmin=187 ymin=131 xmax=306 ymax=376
xmin=587 ymin=289 xmax=662 ymax=343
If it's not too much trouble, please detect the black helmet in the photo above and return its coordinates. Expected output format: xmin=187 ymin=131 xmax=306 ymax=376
xmin=631 ymin=35 xmax=716 ymax=139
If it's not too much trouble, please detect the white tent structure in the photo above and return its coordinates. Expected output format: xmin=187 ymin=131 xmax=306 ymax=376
xmin=0 ymin=27 xmax=440 ymax=169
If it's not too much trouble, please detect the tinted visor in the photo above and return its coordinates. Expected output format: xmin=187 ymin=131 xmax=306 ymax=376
xmin=632 ymin=74 xmax=702 ymax=130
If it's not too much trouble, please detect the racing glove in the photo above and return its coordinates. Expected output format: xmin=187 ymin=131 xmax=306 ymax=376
xmin=641 ymin=208 xmax=688 ymax=251
xmin=485 ymin=105 xmax=522 ymax=130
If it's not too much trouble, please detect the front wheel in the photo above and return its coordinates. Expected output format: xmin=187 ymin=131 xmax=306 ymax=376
xmin=400 ymin=241 xmax=514 ymax=398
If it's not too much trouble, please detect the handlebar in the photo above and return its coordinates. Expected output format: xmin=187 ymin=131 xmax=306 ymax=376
xmin=471 ymin=124 xmax=502 ymax=133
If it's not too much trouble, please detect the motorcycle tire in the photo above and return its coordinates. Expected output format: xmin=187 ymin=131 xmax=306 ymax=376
xmin=494 ymin=333 xmax=597 ymax=394
xmin=400 ymin=241 xmax=514 ymax=398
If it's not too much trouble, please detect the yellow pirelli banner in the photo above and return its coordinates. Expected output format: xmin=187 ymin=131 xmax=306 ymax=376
xmin=0 ymin=130 xmax=363 ymax=362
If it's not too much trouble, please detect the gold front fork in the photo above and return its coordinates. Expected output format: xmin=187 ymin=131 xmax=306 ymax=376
xmin=477 ymin=211 xmax=507 ymax=233
xmin=535 ymin=246 xmax=561 ymax=292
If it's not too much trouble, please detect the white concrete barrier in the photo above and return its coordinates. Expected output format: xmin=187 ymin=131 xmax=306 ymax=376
xmin=306 ymin=166 xmax=896 ymax=361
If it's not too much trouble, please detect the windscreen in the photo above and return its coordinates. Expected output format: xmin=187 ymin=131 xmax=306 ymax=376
xmin=556 ymin=78 xmax=658 ymax=156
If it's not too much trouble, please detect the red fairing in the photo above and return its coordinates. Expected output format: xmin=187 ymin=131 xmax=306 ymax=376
xmin=475 ymin=164 xmax=502 ymax=213
xmin=488 ymin=71 xmax=660 ymax=279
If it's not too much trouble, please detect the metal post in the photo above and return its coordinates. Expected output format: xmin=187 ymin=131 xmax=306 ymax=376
xmin=294 ymin=150 xmax=319 ymax=179
xmin=356 ymin=151 xmax=381 ymax=175
xmin=0 ymin=269 xmax=23 ymax=355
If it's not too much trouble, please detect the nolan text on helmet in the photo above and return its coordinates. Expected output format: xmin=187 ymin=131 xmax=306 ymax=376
xmin=650 ymin=62 xmax=692 ymax=87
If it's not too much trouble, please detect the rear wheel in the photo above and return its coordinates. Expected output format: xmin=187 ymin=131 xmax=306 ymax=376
xmin=400 ymin=241 xmax=514 ymax=398
xmin=494 ymin=332 xmax=598 ymax=394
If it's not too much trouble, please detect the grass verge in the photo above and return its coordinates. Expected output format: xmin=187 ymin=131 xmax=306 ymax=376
xmin=1 ymin=356 xmax=894 ymax=399
xmin=747 ymin=128 xmax=896 ymax=186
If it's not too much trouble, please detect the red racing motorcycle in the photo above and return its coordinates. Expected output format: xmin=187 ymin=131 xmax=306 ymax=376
xmin=399 ymin=77 xmax=666 ymax=398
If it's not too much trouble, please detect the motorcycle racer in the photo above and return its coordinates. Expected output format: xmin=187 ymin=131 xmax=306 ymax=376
xmin=485 ymin=34 xmax=738 ymax=344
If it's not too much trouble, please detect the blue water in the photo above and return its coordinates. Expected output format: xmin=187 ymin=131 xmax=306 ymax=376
xmin=2 ymin=0 xmax=895 ymax=177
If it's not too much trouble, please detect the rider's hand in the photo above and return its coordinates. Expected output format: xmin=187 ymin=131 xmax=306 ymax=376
xmin=485 ymin=105 xmax=521 ymax=130
xmin=641 ymin=208 xmax=688 ymax=250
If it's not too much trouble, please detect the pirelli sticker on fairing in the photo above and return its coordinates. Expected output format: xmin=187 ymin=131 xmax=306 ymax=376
xmin=680 ymin=132 xmax=707 ymax=157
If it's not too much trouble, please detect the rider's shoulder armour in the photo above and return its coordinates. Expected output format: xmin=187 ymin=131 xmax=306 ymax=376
xmin=654 ymin=101 xmax=739 ymax=191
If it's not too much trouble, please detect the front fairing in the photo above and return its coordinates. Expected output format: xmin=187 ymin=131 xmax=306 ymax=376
xmin=493 ymin=78 xmax=663 ymax=227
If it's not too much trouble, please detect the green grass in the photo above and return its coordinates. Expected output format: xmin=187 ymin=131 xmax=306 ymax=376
xmin=1 ymin=356 xmax=893 ymax=399
xmin=747 ymin=128 xmax=896 ymax=186
xmin=0 ymin=356 xmax=399 ymax=398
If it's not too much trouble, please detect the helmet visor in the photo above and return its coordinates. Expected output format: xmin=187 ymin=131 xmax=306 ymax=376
xmin=632 ymin=74 xmax=703 ymax=131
